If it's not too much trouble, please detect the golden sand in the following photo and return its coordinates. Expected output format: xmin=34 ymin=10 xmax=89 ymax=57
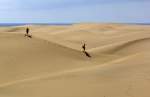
xmin=0 ymin=23 xmax=150 ymax=97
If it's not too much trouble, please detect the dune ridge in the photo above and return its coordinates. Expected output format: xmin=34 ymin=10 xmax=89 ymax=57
xmin=0 ymin=23 xmax=150 ymax=97
xmin=0 ymin=52 xmax=139 ymax=88
xmin=89 ymin=36 xmax=150 ymax=55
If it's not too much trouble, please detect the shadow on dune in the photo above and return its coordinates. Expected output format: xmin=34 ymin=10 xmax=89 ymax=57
xmin=25 ymin=34 xmax=32 ymax=38
xmin=83 ymin=51 xmax=91 ymax=58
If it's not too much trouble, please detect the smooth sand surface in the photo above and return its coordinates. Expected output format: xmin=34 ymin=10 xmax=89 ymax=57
xmin=0 ymin=23 xmax=150 ymax=97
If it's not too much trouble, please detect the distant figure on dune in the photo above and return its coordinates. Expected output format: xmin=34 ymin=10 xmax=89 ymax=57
xmin=82 ymin=43 xmax=91 ymax=58
xmin=26 ymin=27 xmax=29 ymax=35
xmin=82 ymin=43 xmax=86 ymax=51
xmin=25 ymin=27 xmax=32 ymax=38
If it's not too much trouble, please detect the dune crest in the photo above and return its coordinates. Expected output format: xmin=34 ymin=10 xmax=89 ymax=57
xmin=0 ymin=23 xmax=150 ymax=97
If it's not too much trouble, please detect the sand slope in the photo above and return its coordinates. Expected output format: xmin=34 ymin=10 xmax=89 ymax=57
xmin=0 ymin=23 xmax=150 ymax=97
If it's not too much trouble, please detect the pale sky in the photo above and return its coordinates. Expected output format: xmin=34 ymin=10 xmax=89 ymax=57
xmin=0 ymin=0 xmax=150 ymax=23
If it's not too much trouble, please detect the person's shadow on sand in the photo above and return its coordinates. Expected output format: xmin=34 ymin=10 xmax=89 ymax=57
xmin=25 ymin=34 xmax=32 ymax=38
xmin=82 ymin=43 xmax=91 ymax=58
xmin=24 ymin=27 xmax=32 ymax=38
xmin=83 ymin=51 xmax=91 ymax=58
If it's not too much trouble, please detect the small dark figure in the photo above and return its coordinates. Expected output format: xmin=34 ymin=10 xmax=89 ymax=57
xmin=82 ymin=43 xmax=86 ymax=51
xmin=25 ymin=27 xmax=32 ymax=38
xmin=26 ymin=27 xmax=29 ymax=35
xmin=82 ymin=43 xmax=91 ymax=58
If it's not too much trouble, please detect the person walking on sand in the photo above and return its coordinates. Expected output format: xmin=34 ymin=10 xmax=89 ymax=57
xmin=25 ymin=27 xmax=32 ymax=38
xmin=81 ymin=43 xmax=91 ymax=58
xmin=26 ymin=27 xmax=29 ymax=36
xmin=82 ymin=43 xmax=86 ymax=51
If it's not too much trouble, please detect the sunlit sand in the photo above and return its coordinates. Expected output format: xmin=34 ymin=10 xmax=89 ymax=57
xmin=0 ymin=23 xmax=150 ymax=97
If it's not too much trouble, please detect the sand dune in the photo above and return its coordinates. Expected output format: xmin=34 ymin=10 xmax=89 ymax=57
xmin=89 ymin=36 xmax=150 ymax=56
xmin=0 ymin=23 xmax=150 ymax=97
xmin=0 ymin=33 xmax=89 ymax=84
